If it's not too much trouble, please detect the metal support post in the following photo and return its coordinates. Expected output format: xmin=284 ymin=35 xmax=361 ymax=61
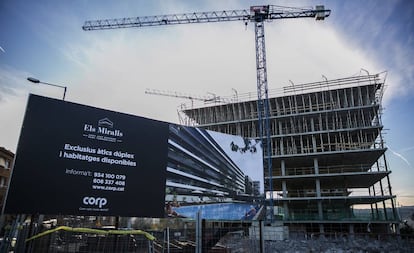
xmin=254 ymin=19 xmax=274 ymax=223
xmin=196 ymin=211 xmax=202 ymax=253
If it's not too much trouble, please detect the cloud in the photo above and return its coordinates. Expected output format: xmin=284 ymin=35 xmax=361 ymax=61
xmin=2 ymin=1 xmax=411 ymax=150
xmin=329 ymin=0 xmax=414 ymax=105
xmin=0 ymin=66 xmax=31 ymax=101
xmin=386 ymin=145 xmax=412 ymax=169
xmin=65 ymin=5 xmax=387 ymax=128
xmin=400 ymin=146 xmax=414 ymax=153
xmin=65 ymin=21 xmax=258 ymax=123
xmin=0 ymin=88 xmax=27 ymax=152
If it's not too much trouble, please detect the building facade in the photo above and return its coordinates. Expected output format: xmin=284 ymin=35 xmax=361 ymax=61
xmin=0 ymin=147 xmax=14 ymax=211
xmin=181 ymin=73 xmax=400 ymax=235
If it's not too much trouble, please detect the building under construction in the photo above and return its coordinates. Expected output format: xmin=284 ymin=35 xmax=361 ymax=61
xmin=179 ymin=72 xmax=400 ymax=235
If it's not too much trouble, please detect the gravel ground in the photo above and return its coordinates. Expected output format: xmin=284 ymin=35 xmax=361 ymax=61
xmin=219 ymin=235 xmax=414 ymax=253
xmin=264 ymin=237 xmax=413 ymax=253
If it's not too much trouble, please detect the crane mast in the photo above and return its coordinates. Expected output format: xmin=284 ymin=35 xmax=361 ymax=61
xmin=83 ymin=4 xmax=330 ymax=222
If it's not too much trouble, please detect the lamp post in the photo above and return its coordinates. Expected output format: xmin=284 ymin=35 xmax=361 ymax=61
xmin=27 ymin=77 xmax=67 ymax=100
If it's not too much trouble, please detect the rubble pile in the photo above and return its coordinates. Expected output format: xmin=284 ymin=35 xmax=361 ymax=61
xmin=264 ymin=237 xmax=412 ymax=253
xmin=220 ymin=235 xmax=413 ymax=253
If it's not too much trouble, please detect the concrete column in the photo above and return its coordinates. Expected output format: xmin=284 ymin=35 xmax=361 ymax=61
xmin=281 ymin=160 xmax=289 ymax=220
xmin=281 ymin=160 xmax=287 ymax=198
xmin=314 ymin=158 xmax=323 ymax=220
xmin=314 ymin=158 xmax=319 ymax=175
xmin=310 ymin=118 xmax=317 ymax=152
xmin=283 ymin=202 xmax=289 ymax=220
xmin=281 ymin=160 xmax=287 ymax=197
xmin=281 ymin=160 xmax=286 ymax=176
xmin=396 ymin=223 xmax=401 ymax=238
xmin=314 ymin=158 xmax=321 ymax=197
xmin=278 ymin=121 xmax=283 ymax=135
xmin=318 ymin=202 xmax=323 ymax=220
xmin=349 ymin=224 xmax=355 ymax=239
xmin=319 ymin=224 xmax=325 ymax=235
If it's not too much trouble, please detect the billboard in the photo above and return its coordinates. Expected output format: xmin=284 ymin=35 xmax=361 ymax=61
xmin=4 ymin=95 xmax=169 ymax=217
xmin=4 ymin=94 xmax=263 ymax=219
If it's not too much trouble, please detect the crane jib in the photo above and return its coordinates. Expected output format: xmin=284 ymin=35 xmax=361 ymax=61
xmin=82 ymin=7 xmax=330 ymax=30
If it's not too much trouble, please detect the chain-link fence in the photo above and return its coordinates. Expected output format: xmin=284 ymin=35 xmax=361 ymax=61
xmin=0 ymin=215 xmax=413 ymax=253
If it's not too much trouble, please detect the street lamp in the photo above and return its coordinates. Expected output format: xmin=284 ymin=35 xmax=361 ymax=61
xmin=27 ymin=77 xmax=67 ymax=100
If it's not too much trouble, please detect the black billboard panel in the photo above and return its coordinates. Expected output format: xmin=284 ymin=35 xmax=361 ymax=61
xmin=4 ymin=94 xmax=169 ymax=217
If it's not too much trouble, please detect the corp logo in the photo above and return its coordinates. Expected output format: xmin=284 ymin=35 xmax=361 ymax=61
xmin=83 ymin=196 xmax=107 ymax=208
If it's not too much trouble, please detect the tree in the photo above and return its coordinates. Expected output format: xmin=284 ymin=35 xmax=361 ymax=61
xmin=230 ymin=139 xmax=258 ymax=153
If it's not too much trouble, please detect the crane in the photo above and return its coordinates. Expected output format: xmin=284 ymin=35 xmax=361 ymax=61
xmin=145 ymin=89 xmax=227 ymax=105
xmin=145 ymin=89 xmax=229 ymax=125
xmin=83 ymin=4 xmax=331 ymax=222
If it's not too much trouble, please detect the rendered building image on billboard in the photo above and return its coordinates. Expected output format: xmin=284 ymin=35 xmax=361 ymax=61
xmin=4 ymin=95 xmax=263 ymax=219
xmin=166 ymin=124 xmax=263 ymax=219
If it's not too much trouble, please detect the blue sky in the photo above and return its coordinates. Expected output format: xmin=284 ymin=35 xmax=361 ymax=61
xmin=0 ymin=0 xmax=413 ymax=205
